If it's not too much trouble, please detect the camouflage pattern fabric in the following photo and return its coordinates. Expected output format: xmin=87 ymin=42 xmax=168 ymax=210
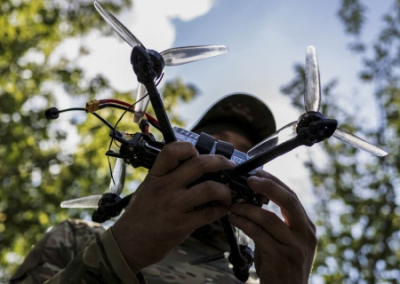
xmin=10 ymin=219 xmax=260 ymax=283
xmin=141 ymin=235 xmax=259 ymax=284
xmin=10 ymin=219 xmax=107 ymax=283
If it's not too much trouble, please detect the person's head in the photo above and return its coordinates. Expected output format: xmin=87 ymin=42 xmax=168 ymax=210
xmin=191 ymin=93 xmax=276 ymax=152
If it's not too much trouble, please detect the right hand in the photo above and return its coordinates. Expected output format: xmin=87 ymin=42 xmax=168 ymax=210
xmin=112 ymin=141 xmax=233 ymax=273
xmin=229 ymin=171 xmax=317 ymax=284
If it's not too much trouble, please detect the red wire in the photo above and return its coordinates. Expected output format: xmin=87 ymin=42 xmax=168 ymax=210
xmin=145 ymin=113 xmax=159 ymax=127
xmin=144 ymin=124 xmax=149 ymax=135
xmin=99 ymin=99 xmax=132 ymax=108
xmin=98 ymin=98 xmax=160 ymax=128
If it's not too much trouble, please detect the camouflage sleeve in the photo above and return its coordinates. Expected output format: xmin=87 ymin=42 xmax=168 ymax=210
xmin=45 ymin=228 xmax=143 ymax=284
xmin=10 ymin=219 xmax=145 ymax=284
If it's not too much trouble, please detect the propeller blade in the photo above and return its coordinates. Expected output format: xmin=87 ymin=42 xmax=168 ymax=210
xmin=94 ymin=1 xmax=145 ymax=49
xmin=304 ymin=46 xmax=321 ymax=112
xmin=160 ymin=45 xmax=228 ymax=66
xmin=333 ymin=128 xmax=388 ymax=157
xmin=109 ymin=158 xmax=126 ymax=195
xmin=60 ymin=195 xmax=102 ymax=208
xmin=133 ymin=83 xmax=150 ymax=123
xmin=247 ymin=121 xmax=298 ymax=157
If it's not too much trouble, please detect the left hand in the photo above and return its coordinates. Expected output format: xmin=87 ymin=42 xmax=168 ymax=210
xmin=228 ymin=170 xmax=317 ymax=284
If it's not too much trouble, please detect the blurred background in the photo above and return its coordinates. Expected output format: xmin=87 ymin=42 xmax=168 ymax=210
xmin=1 ymin=0 xmax=399 ymax=283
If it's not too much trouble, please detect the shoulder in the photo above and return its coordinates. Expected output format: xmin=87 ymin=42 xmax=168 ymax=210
xmin=45 ymin=219 xmax=106 ymax=253
xmin=10 ymin=219 xmax=106 ymax=283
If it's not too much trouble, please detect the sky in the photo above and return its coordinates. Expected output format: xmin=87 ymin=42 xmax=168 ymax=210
xmin=55 ymin=0 xmax=392 ymax=213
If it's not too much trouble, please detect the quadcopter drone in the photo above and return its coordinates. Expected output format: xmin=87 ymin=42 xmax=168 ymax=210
xmin=46 ymin=1 xmax=388 ymax=281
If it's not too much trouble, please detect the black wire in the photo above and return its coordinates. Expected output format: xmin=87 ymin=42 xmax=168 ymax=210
xmin=53 ymin=107 xmax=117 ymax=185
xmin=58 ymin=107 xmax=86 ymax=113
xmin=108 ymin=137 xmax=116 ymax=186
xmin=91 ymin=113 xmax=115 ymax=131
xmin=113 ymin=93 xmax=149 ymax=131
xmin=53 ymin=96 xmax=161 ymax=186
xmin=55 ymin=107 xmax=115 ymax=131
xmin=99 ymin=104 xmax=160 ymax=131
xmin=112 ymin=73 xmax=165 ymax=132
xmin=99 ymin=104 xmax=135 ymax=113
xmin=155 ymin=73 xmax=164 ymax=86
xmin=113 ymin=139 xmax=121 ymax=148
xmin=55 ymin=102 xmax=161 ymax=131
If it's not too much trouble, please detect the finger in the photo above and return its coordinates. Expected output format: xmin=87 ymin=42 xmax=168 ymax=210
xmin=181 ymin=181 xmax=232 ymax=211
xmin=170 ymin=154 xmax=234 ymax=186
xmin=230 ymin=204 xmax=293 ymax=244
xmin=150 ymin=142 xmax=198 ymax=177
xmin=254 ymin=247 xmax=262 ymax=274
xmin=256 ymin=170 xmax=314 ymax=226
xmin=186 ymin=205 xmax=230 ymax=229
xmin=256 ymin=170 xmax=293 ymax=193
xmin=228 ymin=212 xmax=282 ymax=248
xmin=247 ymin=175 xmax=307 ymax=230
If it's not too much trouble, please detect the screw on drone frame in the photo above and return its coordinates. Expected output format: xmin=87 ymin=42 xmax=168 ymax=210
xmin=94 ymin=0 xmax=228 ymax=124
xmin=242 ymin=46 xmax=387 ymax=171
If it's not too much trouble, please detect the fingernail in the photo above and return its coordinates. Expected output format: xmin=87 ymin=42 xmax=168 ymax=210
xmin=248 ymin=175 xmax=261 ymax=184
xmin=229 ymin=160 xmax=237 ymax=166
xmin=255 ymin=169 xmax=268 ymax=177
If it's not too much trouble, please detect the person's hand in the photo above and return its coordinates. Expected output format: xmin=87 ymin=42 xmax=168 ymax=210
xmin=228 ymin=170 xmax=317 ymax=284
xmin=112 ymin=142 xmax=233 ymax=273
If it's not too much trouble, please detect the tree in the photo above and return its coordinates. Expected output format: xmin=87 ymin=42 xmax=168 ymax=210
xmin=282 ymin=0 xmax=400 ymax=283
xmin=0 ymin=0 xmax=197 ymax=278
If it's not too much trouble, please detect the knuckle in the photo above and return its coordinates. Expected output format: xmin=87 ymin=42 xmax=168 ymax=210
xmin=185 ymin=142 xmax=198 ymax=154
xmin=287 ymin=230 xmax=318 ymax=262
xmin=203 ymin=206 xmax=220 ymax=223
xmin=263 ymin=178 xmax=274 ymax=189
xmin=190 ymin=155 xmax=208 ymax=171
xmin=214 ymin=154 xmax=228 ymax=165
xmin=201 ymin=180 xmax=216 ymax=190
xmin=289 ymin=243 xmax=305 ymax=260
xmin=257 ymin=170 xmax=271 ymax=179
xmin=308 ymin=226 xmax=318 ymax=247
xmin=162 ymin=142 xmax=196 ymax=157
xmin=160 ymin=143 xmax=176 ymax=157
xmin=252 ymin=223 xmax=265 ymax=236
xmin=202 ymin=181 xmax=229 ymax=197
xmin=285 ymin=191 xmax=300 ymax=207
xmin=263 ymin=211 xmax=280 ymax=225
xmin=309 ymin=221 xmax=317 ymax=234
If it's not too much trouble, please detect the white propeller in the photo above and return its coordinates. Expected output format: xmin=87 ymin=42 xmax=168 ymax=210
xmin=248 ymin=46 xmax=387 ymax=157
xmin=61 ymin=158 xmax=126 ymax=209
xmin=94 ymin=1 xmax=228 ymax=123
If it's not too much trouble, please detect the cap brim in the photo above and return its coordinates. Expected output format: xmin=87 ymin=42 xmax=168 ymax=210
xmin=191 ymin=93 xmax=276 ymax=146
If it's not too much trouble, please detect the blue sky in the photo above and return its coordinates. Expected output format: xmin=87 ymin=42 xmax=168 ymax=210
xmin=57 ymin=0 xmax=392 ymax=213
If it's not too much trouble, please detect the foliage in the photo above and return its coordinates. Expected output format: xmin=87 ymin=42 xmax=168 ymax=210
xmin=282 ymin=1 xmax=400 ymax=283
xmin=0 ymin=0 xmax=197 ymax=278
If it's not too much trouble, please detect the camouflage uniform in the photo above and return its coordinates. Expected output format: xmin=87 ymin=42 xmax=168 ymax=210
xmin=10 ymin=219 xmax=260 ymax=283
